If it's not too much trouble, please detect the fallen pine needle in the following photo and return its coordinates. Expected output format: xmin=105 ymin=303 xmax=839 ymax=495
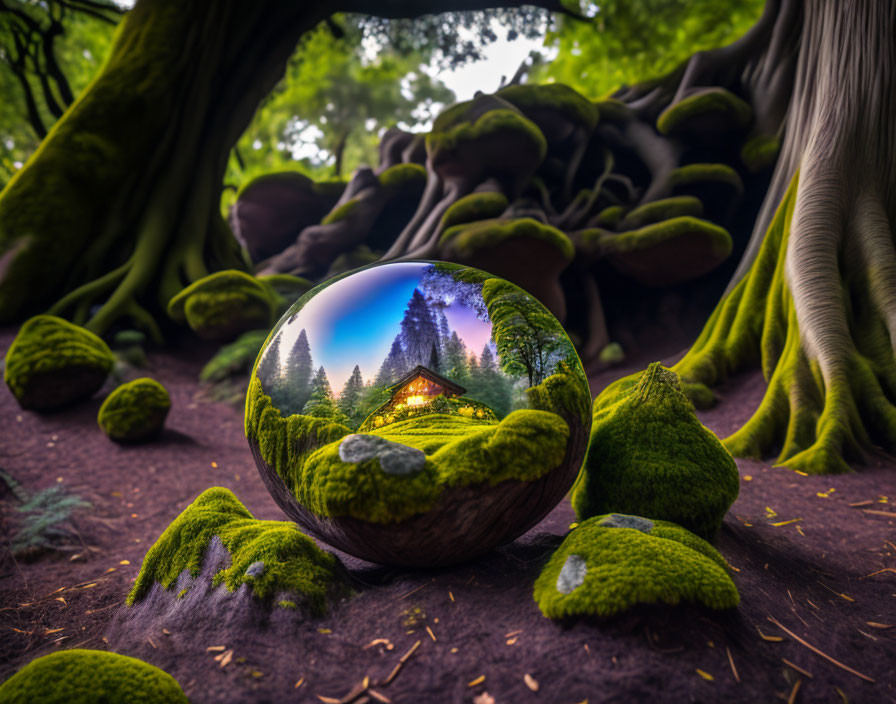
xmin=44 ymin=628 xmax=63 ymax=635
xmin=425 ymin=626 xmax=436 ymax=642
xmin=295 ymin=678 xmax=305 ymax=689
xmin=505 ymin=630 xmax=522 ymax=638
xmin=524 ymin=673 xmax=539 ymax=691
xmin=382 ymin=640 xmax=420 ymax=686
xmin=317 ymin=697 xmax=340 ymax=704
xmin=219 ymin=650 xmax=233 ymax=668
xmin=849 ymin=500 xmax=874 ymax=507
xmin=696 ymin=669 xmax=714 ymax=682
xmin=866 ymin=622 xmax=892 ymax=629
xmin=468 ymin=675 xmax=485 ymax=687
xmin=782 ymin=658 xmax=813 ymax=678
xmin=396 ymin=584 xmax=427 ymax=601
xmin=363 ymin=638 xmax=393 ymax=650
xmin=771 ymin=518 xmax=803 ymax=527
xmin=368 ymin=690 xmax=391 ymax=703
xmin=787 ymin=679 xmax=801 ymax=704
xmin=817 ymin=581 xmax=854 ymax=601
xmin=726 ymin=647 xmax=739 ymax=682
xmin=860 ymin=568 xmax=896 ymax=578
xmin=757 ymin=627 xmax=784 ymax=642
xmin=862 ymin=509 xmax=896 ymax=518
xmin=207 ymin=645 xmax=226 ymax=652
xmin=448 ymin=591 xmax=454 ymax=602
xmin=767 ymin=617 xmax=875 ymax=682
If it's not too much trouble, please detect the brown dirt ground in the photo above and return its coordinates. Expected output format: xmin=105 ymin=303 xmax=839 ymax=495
xmin=1 ymin=326 xmax=895 ymax=704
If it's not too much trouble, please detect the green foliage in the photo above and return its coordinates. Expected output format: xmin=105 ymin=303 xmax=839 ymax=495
xmin=98 ymin=377 xmax=171 ymax=443
xmin=620 ymin=196 xmax=703 ymax=230
xmin=129 ymin=486 xmax=348 ymax=614
xmin=4 ymin=315 xmax=114 ymax=410
xmin=573 ymin=363 xmax=739 ymax=540
xmin=303 ymin=365 xmax=349 ymax=425
xmin=534 ymin=514 xmax=739 ymax=619
xmin=200 ymin=329 xmax=270 ymax=383
xmin=0 ymin=649 xmax=189 ymax=704
xmin=656 ymin=88 xmax=752 ymax=135
xmin=167 ymin=270 xmax=274 ymax=340
xmin=3 ymin=471 xmax=91 ymax=557
xmin=246 ymin=375 xmax=569 ymax=525
xmin=440 ymin=192 xmax=509 ymax=231
xmin=441 ymin=217 xmax=574 ymax=260
xmin=536 ymin=0 xmax=764 ymax=98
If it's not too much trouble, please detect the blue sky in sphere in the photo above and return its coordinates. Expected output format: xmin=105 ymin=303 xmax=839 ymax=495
xmin=275 ymin=263 xmax=493 ymax=394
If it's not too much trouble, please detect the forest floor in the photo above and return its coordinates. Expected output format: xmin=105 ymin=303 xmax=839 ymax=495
xmin=1 ymin=325 xmax=894 ymax=704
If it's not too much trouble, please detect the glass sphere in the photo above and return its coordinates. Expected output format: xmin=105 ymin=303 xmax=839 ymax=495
xmin=245 ymin=261 xmax=591 ymax=566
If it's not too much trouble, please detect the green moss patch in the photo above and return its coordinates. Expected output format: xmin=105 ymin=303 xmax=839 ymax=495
xmin=534 ymin=514 xmax=738 ymax=619
xmin=0 ymin=649 xmax=188 ymax=703
xmin=497 ymin=83 xmax=598 ymax=130
xmin=258 ymin=274 xmax=313 ymax=315
xmin=321 ymin=197 xmax=361 ymax=226
xmin=200 ymin=329 xmax=269 ymax=383
xmin=441 ymin=217 xmax=574 ymax=260
xmin=572 ymin=363 xmax=739 ymax=540
xmin=440 ymin=192 xmax=509 ymax=231
xmin=591 ymin=205 xmax=627 ymax=229
xmin=657 ymin=88 xmax=752 ymax=136
xmin=167 ymin=270 xmax=274 ymax=340
xmin=593 ymin=99 xmax=632 ymax=123
xmin=621 ymin=196 xmax=703 ymax=230
xmin=247 ymin=375 xmax=570 ymax=525
xmin=667 ymin=163 xmax=744 ymax=198
xmin=4 ymin=315 xmax=114 ymax=411
xmin=98 ymin=377 xmax=170 ymax=442
xmin=378 ymin=163 xmax=426 ymax=191
xmin=360 ymin=394 xmax=497 ymax=432
xmin=128 ymin=486 xmax=348 ymax=615
xmin=598 ymin=216 xmax=732 ymax=259
xmin=740 ymin=134 xmax=781 ymax=173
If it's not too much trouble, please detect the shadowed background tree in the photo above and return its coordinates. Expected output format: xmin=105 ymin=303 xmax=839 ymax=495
xmin=3 ymin=0 xmax=896 ymax=475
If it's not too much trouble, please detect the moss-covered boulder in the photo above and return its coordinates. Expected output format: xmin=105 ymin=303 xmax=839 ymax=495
xmin=129 ymin=487 xmax=349 ymax=615
xmin=167 ymin=270 xmax=274 ymax=341
xmin=667 ymin=164 xmax=744 ymax=219
xmin=4 ymin=315 xmax=115 ymax=411
xmin=440 ymin=192 xmax=509 ymax=231
xmin=620 ymin=196 xmax=704 ymax=230
xmin=0 ymin=649 xmax=189 ymax=703
xmin=98 ymin=378 xmax=171 ymax=443
xmin=534 ymin=514 xmax=739 ymax=619
xmin=591 ymin=216 xmax=733 ymax=286
xmin=377 ymin=162 xmax=427 ymax=193
xmin=657 ymin=88 xmax=752 ymax=138
xmin=572 ymin=363 xmax=739 ymax=540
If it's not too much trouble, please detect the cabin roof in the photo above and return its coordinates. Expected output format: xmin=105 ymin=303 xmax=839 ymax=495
xmin=386 ymin=365 xmax=467 ymax=397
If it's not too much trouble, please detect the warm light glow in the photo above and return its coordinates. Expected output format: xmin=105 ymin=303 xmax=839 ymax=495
xmin=406 ymin=395 xmax=428 ymax=407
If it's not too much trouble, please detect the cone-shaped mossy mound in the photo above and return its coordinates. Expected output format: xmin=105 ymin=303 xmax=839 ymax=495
xmin=572 ymin=363 xmax=739 ymax=540
xmin=4 ymin=315 xmax=115 ymax=411
xmin=534 ymin=514 xmax=739 ymax=619
xmin=97 ymin=377 xmax=171 ymax=443
xmin=0 ymin=649 xmax=189 ymax=703
xmin=167 ymin=270 xmax=274 ymax=341
xmin=129 ymin=487 xmax=349 ymax=616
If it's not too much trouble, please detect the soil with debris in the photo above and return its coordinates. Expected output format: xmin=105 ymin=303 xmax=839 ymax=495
xmin=1 ymin=326 xmax=894 ymax=704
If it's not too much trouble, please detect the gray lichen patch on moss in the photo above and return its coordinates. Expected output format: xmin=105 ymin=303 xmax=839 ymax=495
xmin=572 ymin=363 xmax=739 ymax=540
xmin=167 ymin=270 xmax=274 ymax=340
xmin=534 ymin=514 xmax=738 ymax=619
xmin=440 ymin=217 xmax=574 ymax=260
xmin=4 ymin=315 xmax=115 ymax=411
xmin=128 ymin=487 xmax=348 ymax=616
xmin=0 ymin=649 xmax=189 ymax=704
xmin=621 ymin=196 xmax=704 ymax=230
xmin=440 ymin=192 xmax=509 ymax=231
xmin=657 ymin=88 xmax=752 ymax=136
xmin=98 ymin=377 xmax=170 ymax=442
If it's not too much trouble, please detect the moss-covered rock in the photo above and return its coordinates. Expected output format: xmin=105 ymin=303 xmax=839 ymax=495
xmin=572 ymin=363 xmax=739 ymax=540
xmin=167 ymin=270 xmax=274 ymax=340
xmin=593 ymin=98 xmax=632 ymax=124
xmin=320 ymin=197 xmax=361 ymax=226
xmin=440 ymin=192 xmax=509 ymax=231
xmin=0 ymin=649 xmax=189 ymax=703
xmin=98 ymin=377 xmax=171 ymax=442
xmin=200 ymin=329 xmax=269 ymax=383
xmin=534 ymin=514 xmax=739 ymax=619
xmin=4 ymin=315 xmax=115 ymax=411
xmin=667 ymin=163 xmax=744 ymax=199
xmin=497 ymin=83 xmax=599 ymax=131
xmin=657 ymin=88 xmax=752 ymax=137
xmin=620 ymin=196 xmax=704 ymax=230
xmin=258 ymin=273 xmax=313 ymax=315
xmin=740 ymin=134 xmax=781 ymax=173
xmin=590 ymin=205 xmax=627 ymax=229
xmin=378 ymin=162 xmax=426 ymax=192
xmin=440 ymin=217 xmax=574 ymax=260
xmin=129 ymin=487 xmax=348 ymax=615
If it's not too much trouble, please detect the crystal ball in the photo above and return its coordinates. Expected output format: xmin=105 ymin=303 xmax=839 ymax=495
xmin=245 ymin=261 xmax=591 ymax=566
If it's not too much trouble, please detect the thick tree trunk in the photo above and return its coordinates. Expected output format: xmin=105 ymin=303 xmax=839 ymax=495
xmin=669 ymin=0 xmax=896 ymax=473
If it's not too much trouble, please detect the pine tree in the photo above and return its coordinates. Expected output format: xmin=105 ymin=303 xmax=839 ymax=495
xmin=428 ymin=342 xmax=441 ymax=372
xmin=283 ymin=328 xmax=314 ymax=412
xmin=466 ymin=343 xmax=512 ymax=417
xmin=303 ymin=366 xmax=343 ymax=420
xmin=375 ymin=336 xmax=408 ymax=386
xmin=256 ymin=334 xmax=282 ymax=389
xmin=338 ymin=365 xmax=365 ymax=427
xmin=442 ymin=331 xmax=469 ymax=384
xmin=399 ymin=289 xmax=440 ymax=368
